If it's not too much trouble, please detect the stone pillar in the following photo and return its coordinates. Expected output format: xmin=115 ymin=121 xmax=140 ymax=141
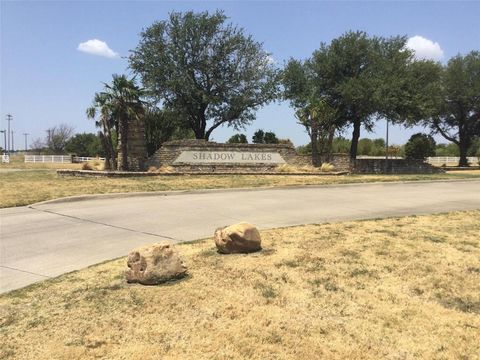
xmin=117 ymin=116 xmax=147 ymax=171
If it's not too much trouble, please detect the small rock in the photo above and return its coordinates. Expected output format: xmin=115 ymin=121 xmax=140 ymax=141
xmin=125 ymin=243 xmax=187 ymax=285
xmin=214 ymin=222 xmax=262 ymax=254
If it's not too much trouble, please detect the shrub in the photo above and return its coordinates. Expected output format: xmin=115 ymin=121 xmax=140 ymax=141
xmin=227 ymin=134 xmax=248 ymax=144
xmin=275 ymin=164 xmax=319 ymax=173
xmin=82 ymin=162 xmax=94 ymax=170
xmin=157 ymin=165 xmax=175 ymax=173
xmin=320 ymin=163 xmax=335 ymax=172
xmin=404 ymin=133 xmax=436 ymax=160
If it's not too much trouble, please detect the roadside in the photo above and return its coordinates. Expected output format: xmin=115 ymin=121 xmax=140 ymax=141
xmin=1 ymin=211 xmax=478 ymax=359
xmin=1 ymin=168 xmax=480 ymax=208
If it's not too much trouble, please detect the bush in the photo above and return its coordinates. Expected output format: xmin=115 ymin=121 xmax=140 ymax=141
xmin=320 ymin=162 xmax=335 ymax=172
xmin=275 ymin=164 xmax=319 ymax=173
xmin=227 ymin=134 xmax=248 ymax=144
xmin=404 ymin=133 xmax=436 ymax=160
xmin=252 ymin=130 xmax=279 ymax=144
xmin=82 ymin=163 xmax=94 ymax=170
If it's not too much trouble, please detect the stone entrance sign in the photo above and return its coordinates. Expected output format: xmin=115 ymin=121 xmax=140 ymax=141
xmin=174 ymin=150 xmax=286 ymax=164
xmin=147 ymin=139 xmax=313 ymax=173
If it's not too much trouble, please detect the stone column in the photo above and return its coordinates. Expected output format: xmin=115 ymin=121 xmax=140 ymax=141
xmin=117 ymin=116 xmax=147 ymax=171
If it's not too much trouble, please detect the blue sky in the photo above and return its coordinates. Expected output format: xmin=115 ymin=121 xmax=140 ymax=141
xmin=1 ymin=1 xmax=479 ymax=150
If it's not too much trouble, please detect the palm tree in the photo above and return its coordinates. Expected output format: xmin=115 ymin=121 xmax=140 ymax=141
xmin=87 ymin=75 xmax=145 ymax=171
xmin=295 ymin=98 xmax=337 ymax=166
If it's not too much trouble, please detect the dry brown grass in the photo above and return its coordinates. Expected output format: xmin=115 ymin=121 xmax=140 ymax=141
xmin=1 ymin=169 xmax=480 ymax=208
xmin=1 ymin=211 xmax=479 ymax=359
xmin=0 ymin=154 xmax=83 ymax=170
xmin=275 ymin=164 xmax=321 ymax=173
xmin=446 ymin=169 xmax=480 ymax=175
xmin=320 ymin=162 xmax=335 ymax=172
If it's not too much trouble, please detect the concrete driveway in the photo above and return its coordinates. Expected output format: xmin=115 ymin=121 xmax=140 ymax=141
xmin=1 ymin=179 xmax=479 ymax=293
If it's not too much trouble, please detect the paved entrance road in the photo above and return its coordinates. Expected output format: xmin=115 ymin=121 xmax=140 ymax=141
xmin=1 ymin=180 xmax=479 ymax=293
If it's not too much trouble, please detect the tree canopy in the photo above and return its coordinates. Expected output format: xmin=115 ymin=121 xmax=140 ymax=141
xmin=404 ymin=133 xmax=436 ymax=160
xmin=87 ymin=74 xmax=145 ymax=170
xmin=252 ymin=129 xmax=279 ymax=144
xmin=129 ymin=10 xmax=280 ymax=140
xmin=144 ymin=108 xmax=194 ymax=156
xmin=426 ymin=51 xmax=480 ymax=166
xmin=284 ymin=31 xmax=438 ymax=160
xmin=65 ymin=133 xmax=104 ymax=157
xmin=227 ymin=134 xmax=248 ymax=144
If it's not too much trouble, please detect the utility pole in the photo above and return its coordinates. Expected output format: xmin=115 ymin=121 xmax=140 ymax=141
xmin=385 ymin=118 xmax=389 ymax=174
xmin=0 ymin=130 xmax=6 ymax=153
xmin=11 ymin=131 xmax=15 ymax=152
xmin=6 ymin=114 xmax=13 ymax=153
xmin=23 ymin=133 xmax=30 ymax=152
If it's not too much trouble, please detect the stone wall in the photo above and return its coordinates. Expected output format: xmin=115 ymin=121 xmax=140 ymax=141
xmin=148 ymin=140 xmax=304 ymax=172
xmin=147 ymin=140 xmax=441 ymax=174
xmin=352 ymin=158 xmax=444 ymax=174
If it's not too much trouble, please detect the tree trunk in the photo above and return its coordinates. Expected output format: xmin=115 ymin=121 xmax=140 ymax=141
xmin=99 ymin=132 xmax=111 ymax=170
xmin=117 ymin=116 xmax=129 ymax=171
xmin=192 ymin=119 xmax=205 ymax=139
xmin=325 ymin=125 xmax=335 ymax=162
xmin=311 ymin=118 xmax=320 ymax=167
xmin=350 ymin=119 xmax=361 ymax=160
xmin=458 ymin=138 xmax=470 ymax=167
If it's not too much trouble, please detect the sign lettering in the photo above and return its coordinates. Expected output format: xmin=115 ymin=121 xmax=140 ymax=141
xmin=174 ymin=151 xmax=286 ymax=164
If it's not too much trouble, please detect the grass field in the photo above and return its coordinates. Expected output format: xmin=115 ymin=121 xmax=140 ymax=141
xmin=1 ymin=166 xmax=480 ymax=208
xmin=0 ymin=211 xmax=479 ymax=359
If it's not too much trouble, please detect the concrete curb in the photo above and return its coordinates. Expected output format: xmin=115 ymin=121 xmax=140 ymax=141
xmin=56 ymin=169 xmax=349 ymax=177
xmin=30 ymin=178 xmax=480 ymax=207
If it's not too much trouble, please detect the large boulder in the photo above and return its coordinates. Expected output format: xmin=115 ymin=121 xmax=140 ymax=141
xmin=214 ymin=222 xmax=262 ymax=254
xmin=125 ymin=243 xmax=187 ymax=285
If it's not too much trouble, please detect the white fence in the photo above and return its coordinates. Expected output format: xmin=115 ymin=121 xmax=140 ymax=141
xmin=25 ymin=155 xmax=72 ymax=163
xmin=426 ymin=157 xmax=479 ymax=166
xmin=2 ymin=154 xmax=10 ymax=163
xmin=24 ymin=155 xmax=106 ymax=163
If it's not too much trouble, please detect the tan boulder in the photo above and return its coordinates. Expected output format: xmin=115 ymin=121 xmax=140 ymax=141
xmin=125 ymin=243 xmax=187 ymax=285
xmin=214 ymin=222 xmax=262 ymax=254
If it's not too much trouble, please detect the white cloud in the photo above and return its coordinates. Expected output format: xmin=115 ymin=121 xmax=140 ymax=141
xmin=77 ymin=39 xmax=118 ymax=58
xmin=406 ymin=35 xmax=444 ymax=61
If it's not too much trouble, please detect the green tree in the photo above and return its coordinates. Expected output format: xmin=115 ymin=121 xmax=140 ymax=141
xmin=227 ymin=134 xmax=248 ymax=144
xmin=283 ymin=58 xmax=338 ymax=166
xmin=129 ymin=10 xmax=280 ymax=140
xmin=252 ymin=129 xmax=265 ymax=144
xmin=65 ymin=133 xmax=104 ymax=157
xmin=264 ymin=131 xmax=279 ymax=144
xmin=332 ymin=137 xmax=351 ymax=153
xmin=45 ymin=124 xmax=74 ymax=154
xmin=312 ymin=32 xmax=423 ymax=160
xmin=468 ymin=138 xmax=480 ymax=157
xmin=86 ymin=74 xmax=145 ymax=170
xmin=251 ymin=129 xmax=279 ymax=144
xmin=435 ymin=143 xmax=460 ymax=156
xmin=404 ymin=133 xmax=436 ymax=160
xmin=427 ymin=51 xmax=480 ymax=166
xmin=284 ymin=32 xmax=428 ymax=162
xmin=144 ymin=108 xmax=194 ymax=156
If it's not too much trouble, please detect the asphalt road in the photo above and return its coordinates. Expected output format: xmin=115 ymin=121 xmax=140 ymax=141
xmin=1 ymin=180 xmax=479 ymax=293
